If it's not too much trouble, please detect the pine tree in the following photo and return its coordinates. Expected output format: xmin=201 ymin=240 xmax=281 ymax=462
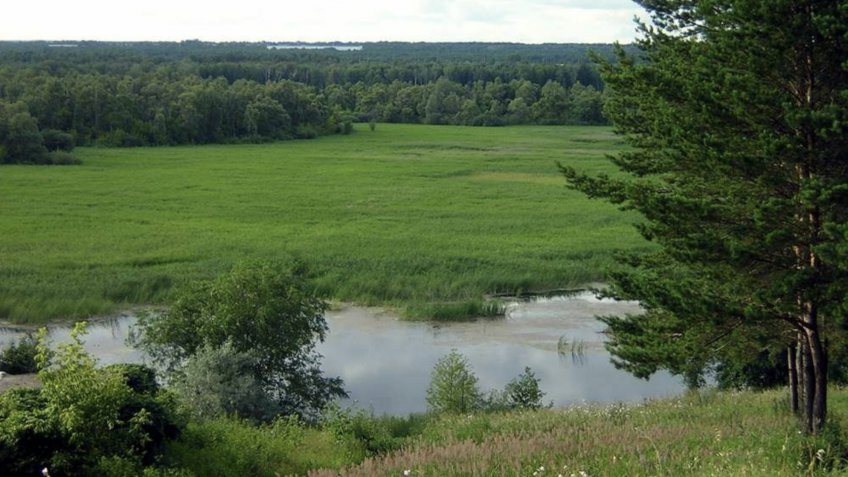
xmin=562 ymin=0 xmax=848 ymax=433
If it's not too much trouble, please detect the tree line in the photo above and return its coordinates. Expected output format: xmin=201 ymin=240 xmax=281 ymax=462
xmin=0 ymin=42 xmax=611 ymax=162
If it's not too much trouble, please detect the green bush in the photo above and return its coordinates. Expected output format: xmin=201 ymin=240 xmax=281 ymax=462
xmin=172 ymin=341 xmax=279 ymax=422
xmin=504 ymin=367 xmax=547 ymax=410
xmin=0 ymin=324 xmax=184 ymax=476
xmin=41 ymin=129 xmax=75 ymax=152
xmin=322 ymin=405 xmax=404 ymax=457
xmin=164 ymin=416 xmax=355 ymax=477
xmin=0 ymin=334 xmax=38 ymax=374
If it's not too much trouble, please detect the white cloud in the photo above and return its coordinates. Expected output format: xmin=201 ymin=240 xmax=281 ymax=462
xmin=0 ymin=0 xmax=645 ymax=43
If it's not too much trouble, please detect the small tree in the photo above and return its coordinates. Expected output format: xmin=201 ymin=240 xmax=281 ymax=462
xmin=426 ymin=350 xmax=482 ymax=414
xmin=504 ymin=367 xmax=546 ymax=410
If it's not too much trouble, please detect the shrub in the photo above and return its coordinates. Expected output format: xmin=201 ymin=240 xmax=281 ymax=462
xmin=0 ymin=334 xmax=38 ymax=374
xmin=426 ymin=350 xmax=482 ymax=414
xmin=172 ymin=341 xmax=279 ymax=422
xmin=504 ymin=367 xmax=546 ymax=410
xmin=46 ymin=151 xmax=82 ymax=165
xmin=0 ymin=323 xmax=184 ymax=476
xmin=41 ymin=129 xmax=75 ymax=152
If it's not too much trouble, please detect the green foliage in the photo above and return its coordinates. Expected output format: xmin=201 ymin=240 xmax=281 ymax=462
xmin=0 ymin=323 xmax=183 ymax=476
xmin=0 ymin=333 xmax=38 ymax=374
xmin=426 ymin=350 xmax=483 ymax=414
xmin=0 ymin=102 xmax=48 ymax=164
xmin=321 ymin=404 xmax=423 ymax=457
xmin=172 ymin=341 xmax=278 ymax=422
xmin=41 ymin=129 xmax=75 ymax=152
xmin=504 ymin=367 xmax=546 ymax=410
xmin=0 ymin=42 xmax=616 ymax=150
xmin=0 ymin=125 xmax=645 ymax=323
xmin=163 ymin=416 xmax=354 ymax=477
xmin=132 ymin=261 xmax=345 ymax=421
xmin=563 ymin=0 xmax=848 ymax=432
xmin=46 ymin=151 xmax=82 ymax=165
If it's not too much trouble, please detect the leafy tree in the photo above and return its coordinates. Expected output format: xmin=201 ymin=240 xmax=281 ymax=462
xmin=132 ymin=261 xmax=346 ymax=421
xmin=0 ymin=103 xmax=48 ymax=164
xmin=562 ymin=0 xmax=848 ymax=433
xmin=244 ymin=95 xmax=290 ymax=139
xmin=426 ymin=350 xmax=482 ymax=414
xmin=532 ymin=80 xmax=570 ymax=125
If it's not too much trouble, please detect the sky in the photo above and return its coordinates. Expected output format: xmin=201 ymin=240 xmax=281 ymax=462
xmin=1 ymin=0 xmax=646 ymax=44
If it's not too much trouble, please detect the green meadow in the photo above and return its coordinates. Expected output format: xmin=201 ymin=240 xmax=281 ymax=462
xmin=0 ymin=124 xmax=648 ymax=323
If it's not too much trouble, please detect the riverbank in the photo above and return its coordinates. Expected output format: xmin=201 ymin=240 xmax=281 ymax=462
xmin=166 ymin=387 xmax=848 ymax=477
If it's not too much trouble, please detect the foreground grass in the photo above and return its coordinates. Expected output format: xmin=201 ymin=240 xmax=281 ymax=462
xmin=0 ymin=124 xmax=647 ymax=323
xmin=164 ymin=388 xmax=848 ymax=477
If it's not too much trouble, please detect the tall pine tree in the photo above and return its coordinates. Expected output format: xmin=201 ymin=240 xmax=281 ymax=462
xmin=562 ymin=0 xmax=848 ymax=433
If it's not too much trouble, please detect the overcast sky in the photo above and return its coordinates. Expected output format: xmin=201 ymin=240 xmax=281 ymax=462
xmin=1 ymin=0 xmax=645 ymax=44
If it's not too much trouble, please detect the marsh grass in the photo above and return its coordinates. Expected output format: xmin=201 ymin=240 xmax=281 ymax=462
xmin=0 ymin=125 xmax=648 ymax=323
xmin=557 ymin=336 xmax=587 ymax=363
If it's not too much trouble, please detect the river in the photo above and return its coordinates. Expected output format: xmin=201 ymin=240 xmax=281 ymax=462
xmin=0 ymin=292 xmax=684 ymax=415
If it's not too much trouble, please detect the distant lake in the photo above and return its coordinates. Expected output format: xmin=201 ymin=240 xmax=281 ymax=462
xmin=267 ymin=44 xmax=363 ymax=51
xmin=0 ymin=292 xmax=684 ymax=415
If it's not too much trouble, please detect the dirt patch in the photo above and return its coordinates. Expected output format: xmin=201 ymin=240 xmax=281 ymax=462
xmin=0 ymin=373 xmax=40 ymax=394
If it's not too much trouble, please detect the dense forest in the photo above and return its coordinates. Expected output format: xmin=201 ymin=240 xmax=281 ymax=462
xmin=0 ymin=41 xmax=618 ymax=159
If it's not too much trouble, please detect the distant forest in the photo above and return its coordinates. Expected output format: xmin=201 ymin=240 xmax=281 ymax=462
xmin=0 ymin=41 xmax=630 ymax=149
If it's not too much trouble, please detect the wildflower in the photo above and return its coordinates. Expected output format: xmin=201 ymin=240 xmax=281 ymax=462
xmin=403 ymin=470 xmax=411 ymax=476
xmin=816 ymin=449 xmax=826 ymax=462
xmin=42 ymin=469 xmax=50 ymax=477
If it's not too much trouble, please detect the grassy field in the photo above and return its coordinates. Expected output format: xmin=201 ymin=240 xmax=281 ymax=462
xmin=164 ymin=388 xmax=848 ymax=477
xmin=0 ymin=124 xmax=649 ymax=323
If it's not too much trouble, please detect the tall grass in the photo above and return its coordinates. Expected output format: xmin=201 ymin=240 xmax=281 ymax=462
xmin=163 ymin=388 xmax=848 ymax=477
xmin=0 ymin=125 xmax=648 ymax=323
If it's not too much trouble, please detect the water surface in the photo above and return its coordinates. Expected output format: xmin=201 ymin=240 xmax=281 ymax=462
xmin=0 ymin=293 xmax=684 ymax=414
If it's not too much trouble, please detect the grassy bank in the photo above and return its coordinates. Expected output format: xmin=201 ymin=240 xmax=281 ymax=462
xmin=163 ymin=388 xmax=848 ymax=477
xmin=0 ymin=124 xmax=648 ymax=323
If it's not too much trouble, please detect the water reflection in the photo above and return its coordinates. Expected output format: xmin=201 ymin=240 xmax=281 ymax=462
xmin=317 ymin=292 xmax=683 ymax=415
xmin=0 ymin=292 xmax=684 ymax=415
xmin=0 ymin=313 xmax=144 ymax=366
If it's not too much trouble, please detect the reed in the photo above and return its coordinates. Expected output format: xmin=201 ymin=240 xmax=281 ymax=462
xmin=0 ymin=124 xmax=648 ymax=323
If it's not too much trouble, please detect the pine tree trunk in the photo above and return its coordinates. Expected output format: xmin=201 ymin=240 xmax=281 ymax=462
xmin=788 ymin=340 xmax=799 ymax=415
xmin=800 ymin=337 xmax=814 ymax=434
xmin=806 ymin=324 xmax=827 ymax=433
